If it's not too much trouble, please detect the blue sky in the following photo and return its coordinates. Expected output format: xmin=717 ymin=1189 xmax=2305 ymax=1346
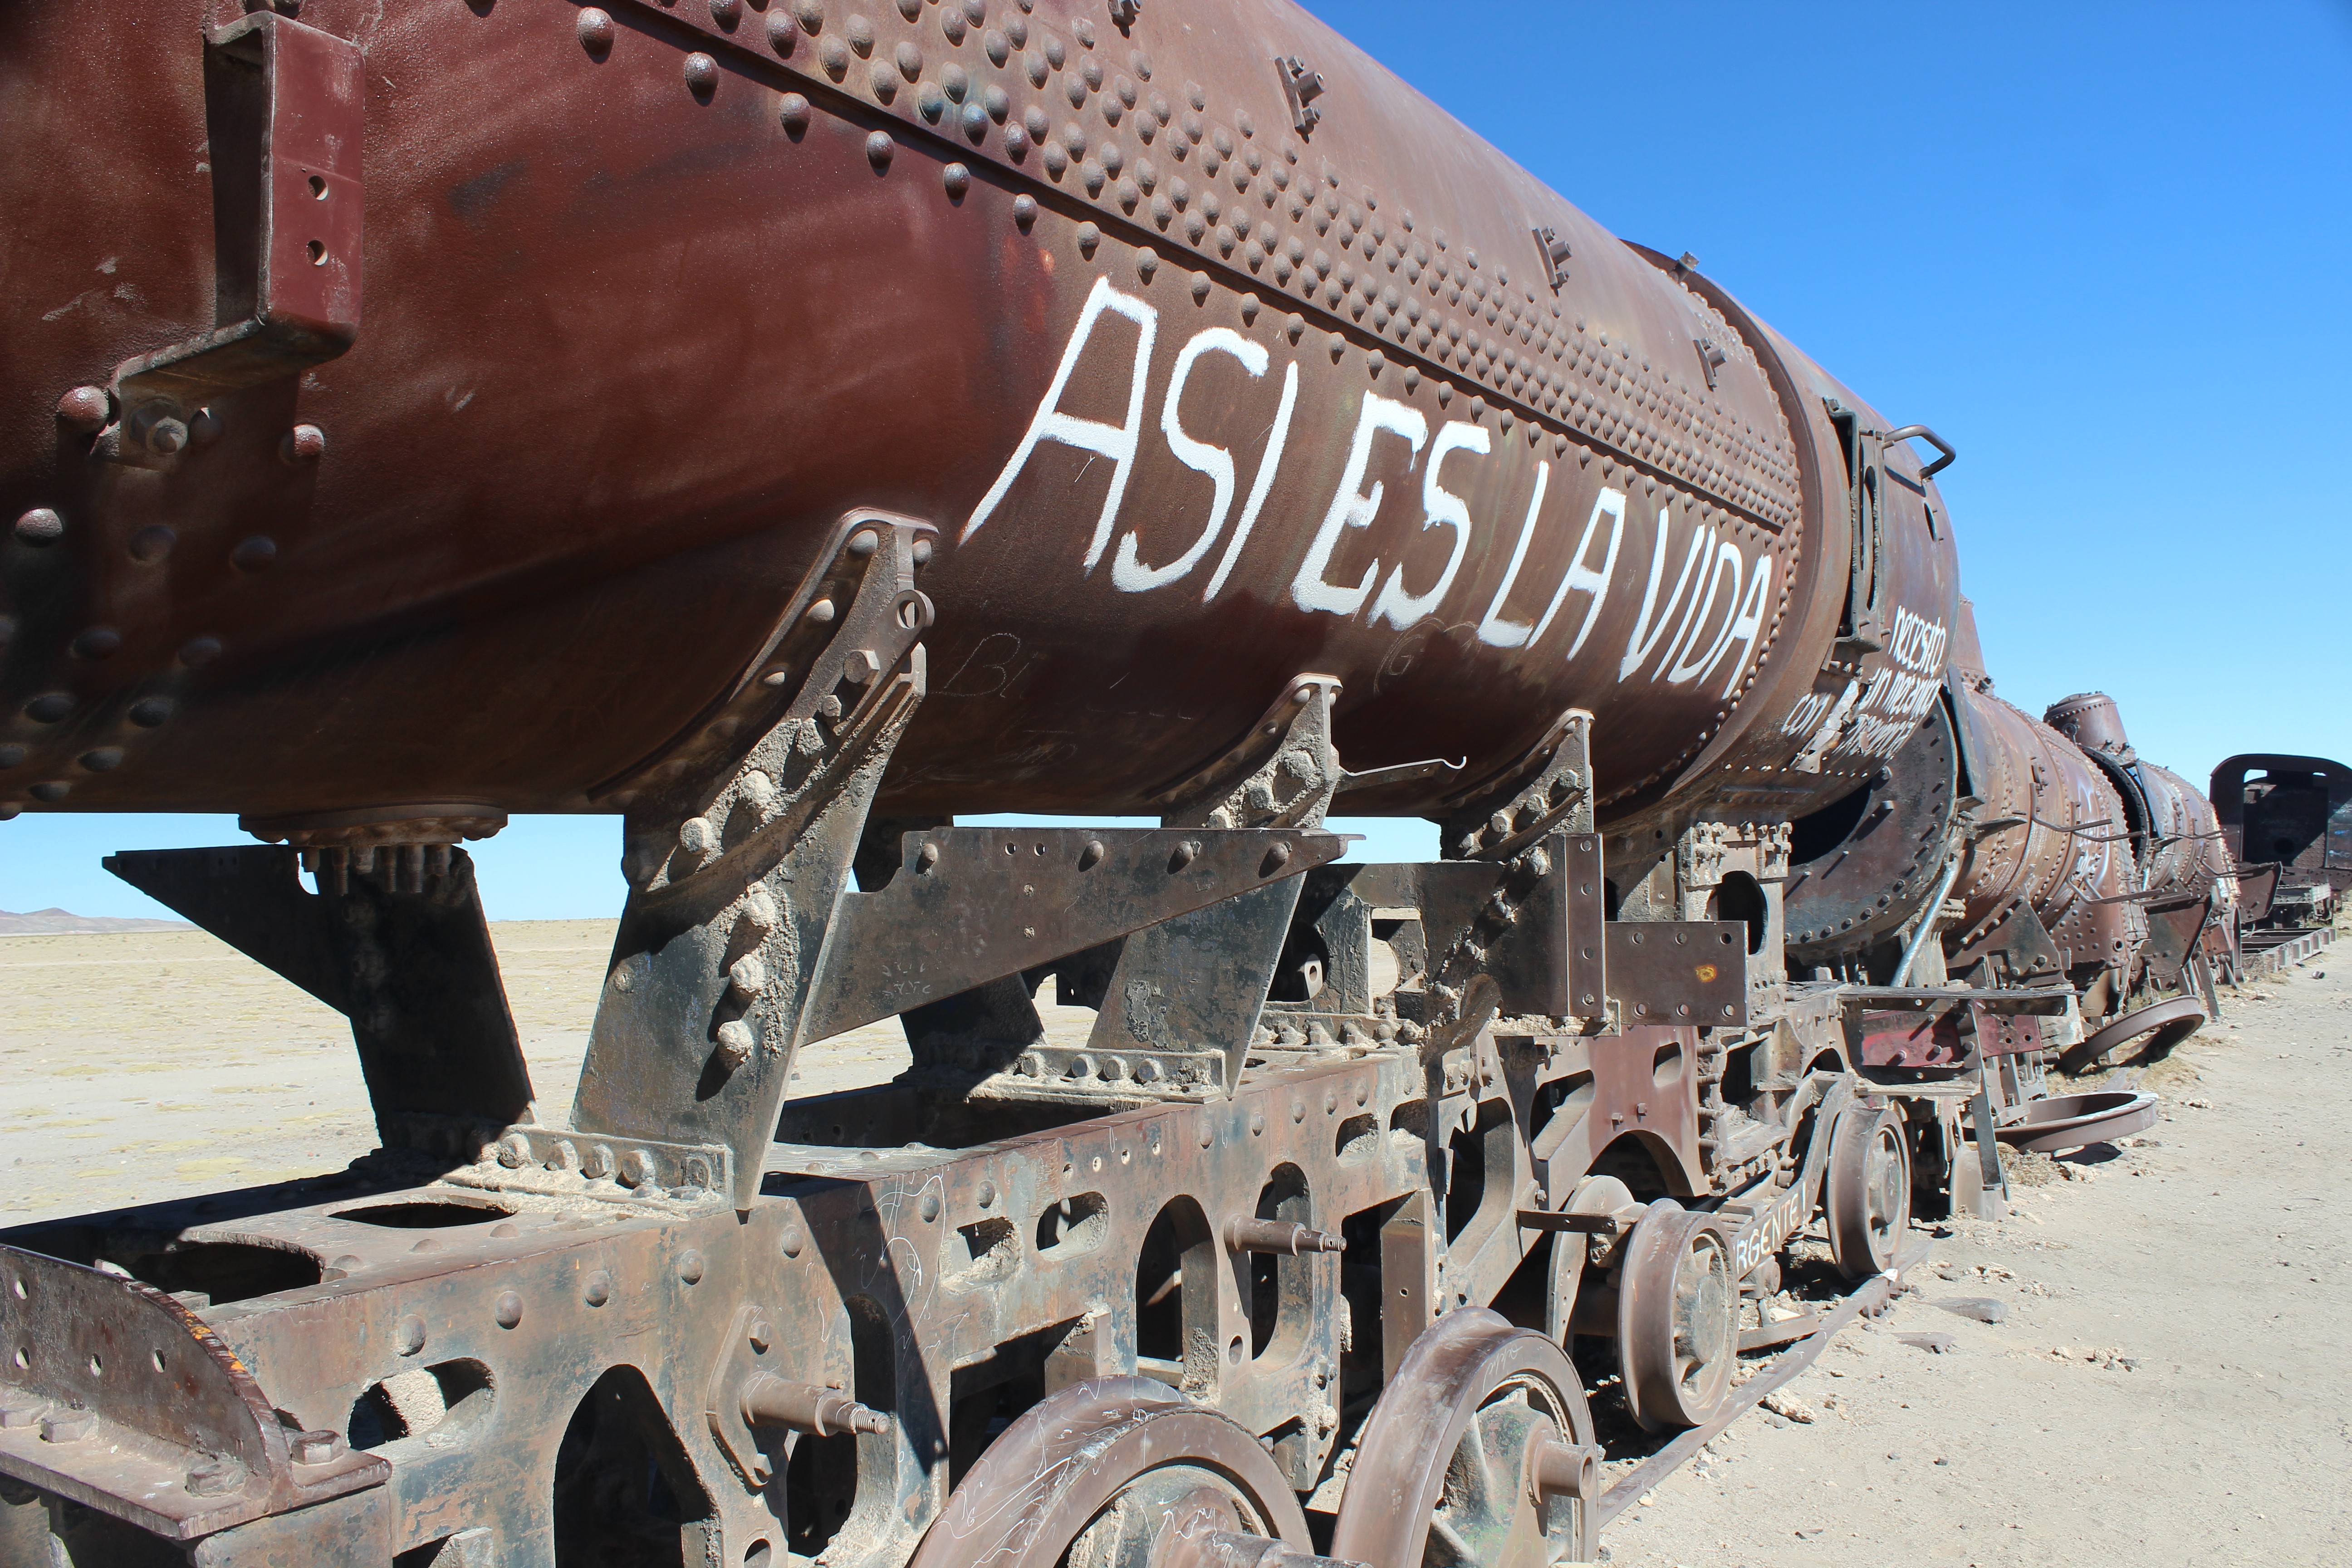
xmin=9 ymin=2 xmax=2346 ymax=920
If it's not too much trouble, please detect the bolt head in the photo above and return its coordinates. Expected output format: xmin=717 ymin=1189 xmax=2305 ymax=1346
xmin=54 ymin=386 xmax=110 ymax=432
xmin=0 ymin=1400 xmax=47 ymax=1431
xmin=842 ymin=648 xmax=883 ymax=684
xmin=290 ymin=1429 xmax=345 ymax=1465
xmin=715 ymin=1019 xmax=755 ymax=1067
xmin=13 ymin=508 xmax=64 ymax=546
xmin=185 ymin=1455 xmax=244 ymax=1496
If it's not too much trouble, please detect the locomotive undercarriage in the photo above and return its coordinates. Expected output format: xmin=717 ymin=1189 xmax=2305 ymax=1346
xmin=0 ymin=519 xmax=2070 ymax=1568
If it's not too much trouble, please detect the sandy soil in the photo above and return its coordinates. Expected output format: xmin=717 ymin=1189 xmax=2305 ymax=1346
xmin=0 ymin=921 xmax=1095 ymax=1219
xmin=1609 ymin=946 xmax=2352 ymax=1568
xmin=2 ymin=924 xmax=2345 ymax=1564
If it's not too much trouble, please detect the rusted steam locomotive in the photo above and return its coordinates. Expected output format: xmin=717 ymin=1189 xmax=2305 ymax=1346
xmin=0 ymin=2 xmax=2232 ymax=1563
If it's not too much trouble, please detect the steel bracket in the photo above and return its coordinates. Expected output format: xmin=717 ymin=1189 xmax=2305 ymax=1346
xmin=1096 ymin=676 xmax=1356 ymax=1092
xmin=0 ymin=1246 xmax=387 ymax=1542
xmin=104 ymin=12 xmax=362 ymax=465
xmin=377 ymin=1113 xmax=735 ymax=1206
xmin=569 ymin=514 xmax=935 ymax=1206
xmin=104 ymin=845 xmax=535 ymax=1138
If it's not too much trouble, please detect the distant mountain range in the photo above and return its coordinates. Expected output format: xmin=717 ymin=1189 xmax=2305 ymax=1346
xmin=0 ymin=907 xmax=191 ymax=935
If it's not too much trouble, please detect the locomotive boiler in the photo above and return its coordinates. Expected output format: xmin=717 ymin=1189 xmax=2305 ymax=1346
xmin=0 ymin=2 xmax=2213 ymax=1565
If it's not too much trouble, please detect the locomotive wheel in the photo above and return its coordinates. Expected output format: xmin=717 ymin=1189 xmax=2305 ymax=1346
xmin=1544 ymin=1175 xmax=1636 ymax=1347
xmin=1332 ymin=1308 xmax=1599 ymax=1568
xmin=909 ymin=1377 xmax=1313 ymax=1568
xmin=1825 ymin=1104 xmax=1913 ymax=1281
xmin=1614 ymin=1203 xmax=1738 ymax=1432
xmin=2059 ymin=995 xmax=2205 ymax=1075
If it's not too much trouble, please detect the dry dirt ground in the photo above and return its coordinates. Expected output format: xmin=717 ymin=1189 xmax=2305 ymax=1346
xmin=3 ymin=923 xmax=2347 ymax=1566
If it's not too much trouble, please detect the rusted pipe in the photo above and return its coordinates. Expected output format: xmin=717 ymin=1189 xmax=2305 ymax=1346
xmin=1891 ymin=850 xmax=1962 ymax=986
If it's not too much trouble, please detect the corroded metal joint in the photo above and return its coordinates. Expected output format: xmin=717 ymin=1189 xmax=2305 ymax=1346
xmin=1223 ymin=1217 xmax=1343 ymax=1255
xmin=738 ymin=1372 xmax=888 ymax=1437
xmin=1528 ymin=1434 xmax=1602 ymax=1500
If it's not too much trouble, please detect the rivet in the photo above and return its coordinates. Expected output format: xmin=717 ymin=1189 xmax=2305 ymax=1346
xmin=1077 ymin=221 xmax=1101 ymax=256
xmin=796 ymin=0 xmax=825 ymax=28
xmin=918 ymin=1190 xmax=941 ymax=1222
xmin=805 ymin=596 xmax=837 ymax=623
xmin=780 ymin=1220 xmax=808 ymax=1257
xmin=779 ymin=92 xmax=812 ymax=135
xmin=577 ymin=7 xmax=614 ymax=50
xmin=818 ymin=34 xmax=849 ymax=77
xmin=70 ymin=627 xmax=120 ymax=659
xmin=13 ymin=509 xmax=63 ymax=546
xmin=583 ymin=1270 xmax=613 ymax=1308
xmin=866 ymin=130 xmax=895 ymax=170
xmin=1014 ymin=193 xmax=1037 ymax=229
xmin=846 ymin=12 xmax=875 ymax=54
xmin=1136 ymin=250 xmax=1156 ymax=281
xmin=279 ymin=423 xmax=325 ymax=464
xmin=127 ymin=524 xmax=176 ymax=563
xmin=54 ymin=386 xmax=110 ymax=432
xmin=0 ymin=746 xmax=23 ymax=769
xmin=178 ymin=636 xmax=223 ymax=667
xmin=393 ymin=1313 xmax=427 ymax=1356
xmin=678 ymin=1249 xmax=707 ymax=1284
xmin=943 ymin=161 xmax=971 ymax=198
xmin=896 ymin=39 xmax=922 ymax=79
xmin=28 ymin=781 xmax=70 ymax=803
xmin=24 ymin=694 xmax=73 ymax=724
xmin=977 ymin=1179 xmax=997 ymax=1208
xmin=494 ymin=1291 xmax=524 ymax=1328
xmin=79 ymin=749 xmax=123 ymax=773
xmin=228 ymin=535 xmax=279 ymax=573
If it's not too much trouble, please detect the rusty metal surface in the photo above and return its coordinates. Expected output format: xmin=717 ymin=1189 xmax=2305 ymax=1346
xmin=0 ymin=3 xmax=2225 ymax=1564
xmin=2210 ymin=754 xmax=2352 ymax=897
xmin=2058 ymin=996 xmax=2205 ymax=1074
xmin=1990 ymin=1090 xmax=2159 ymax=1155
xmin=1944 ymin=682 xmax=2142 ymax=985
xmin=1331 ymin=1308 xmax=1597 ymax=1567
xmin=0 ymin=0 xmax=1963 ymax=834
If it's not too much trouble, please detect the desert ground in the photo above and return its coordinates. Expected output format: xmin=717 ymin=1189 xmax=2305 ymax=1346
xmin=3 ymin=921 xmax=2346 ymax=1566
